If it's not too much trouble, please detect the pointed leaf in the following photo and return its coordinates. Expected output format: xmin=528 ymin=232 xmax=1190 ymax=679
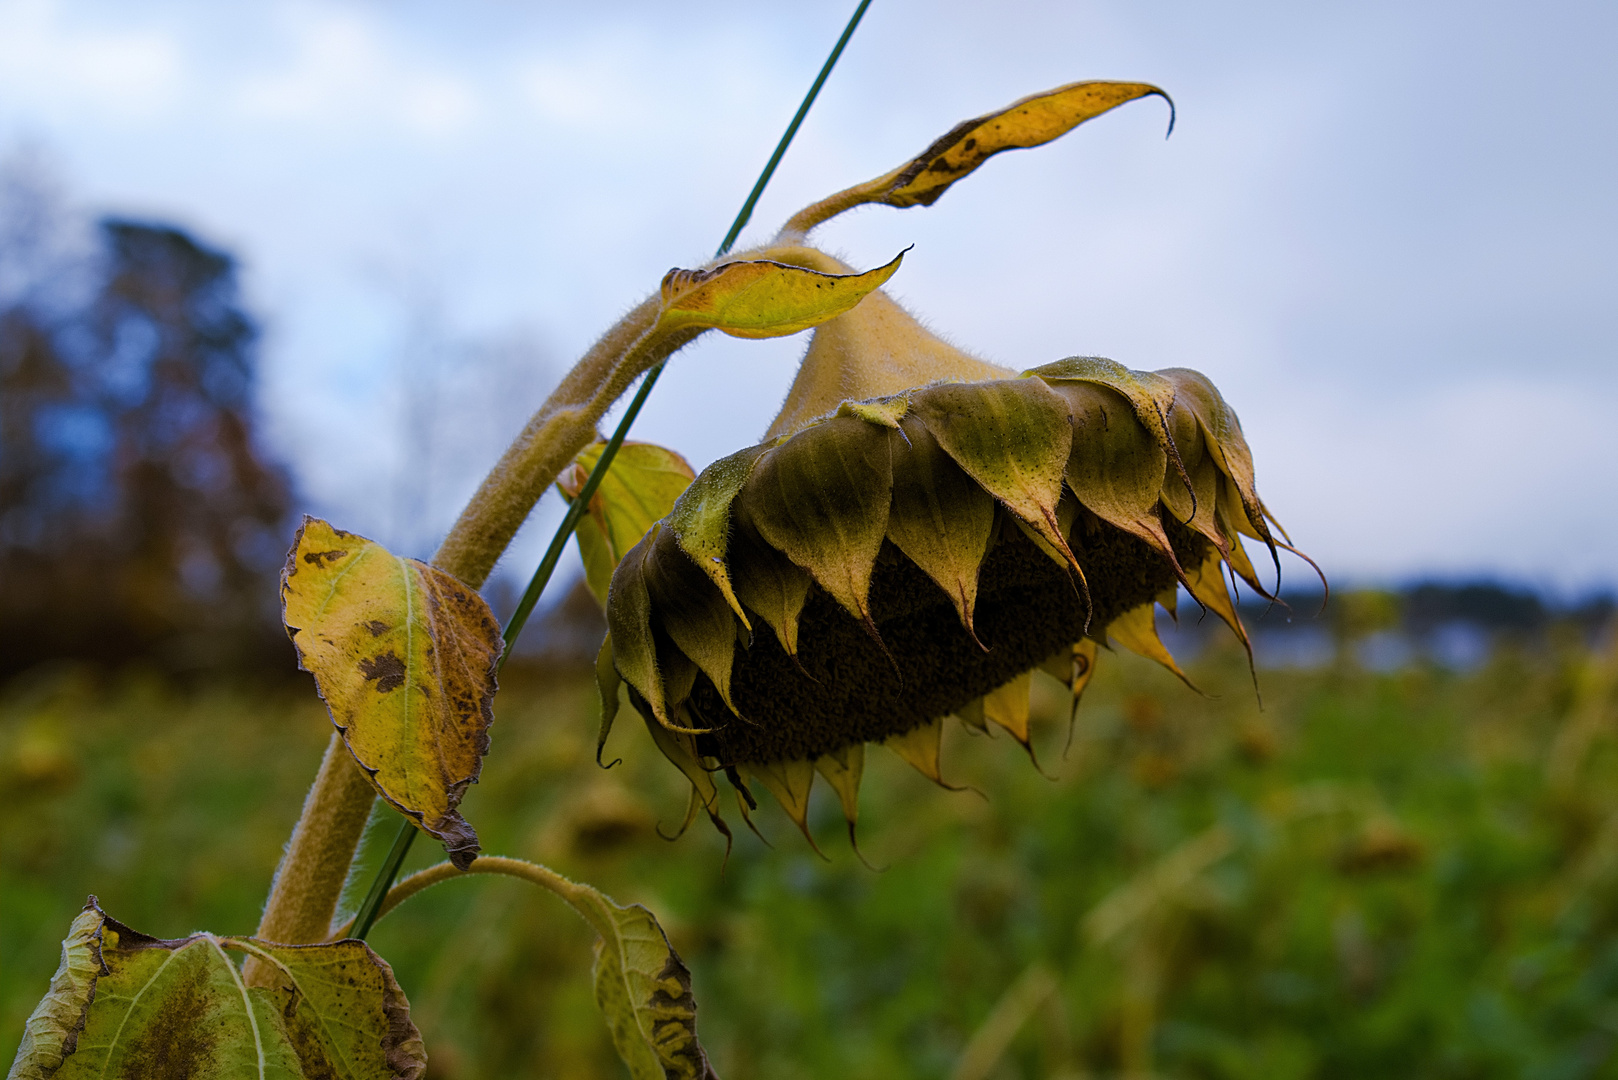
xmin=607 ymin=525 xmax=669 ymax=725
xmin=1159 ymin=404 xmax=1223 ymax=545
xmin=557 ymin=885 xmax=720 ymax=1080
xmin=886 ymin=415 xmax=996 ymax=642
xmin=8 ymin=898 xmax=425 ymax=1080
xmin=982 ymin=671 xmax=1034 ymax=745
xmin=640 ymin=713 xmax=721 ymax=821
xmin=596 ymin=635 xmax=622 ymax=766
xmin=1159 ymin=367 xmax=1275 ymax=551
xmin=814 ymin=743 xmax=865 ymax=827
xmin=643 ymin=524 xmax=740 ymax=716
xmin=727 ymin=515 xmax=813 ymax=660
xmin=1029 ymin=357 xmax=1179 ymax=457
xmin=885 ymin=716 xmax=958 ymax=789
xmin=282 ymin=517 xmax=501 ymax=869
xmin=657 ymin=251 xmax=903 ymax=339
xmin=909 ymin=379 xmax=1078 ymax=571
xmin=669 ymin=444 xmax=770 ymax=627
xmin=1053 ymin=381 xmax=1179 ymax=568
xmin=738 ymin=416 xmax=895 ymax=624
xmin=560 ymin=440 xmax=696 ymax=606
xmin=746 ymin=758 xmax=819 ymax=845
xmin=788 ymin=81 xmax=1171 ymax=229
xmin=1185 ymin=546 xmax=1253 ymax=660
xmin=1106 ymin=602 xmax=1195 ymax=688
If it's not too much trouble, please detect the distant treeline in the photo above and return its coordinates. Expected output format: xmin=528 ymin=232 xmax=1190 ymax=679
xmin=1 ymin=213 xmax=294 ymax=679
xmin=1234 ymin=580 xmax=1614 ymax=639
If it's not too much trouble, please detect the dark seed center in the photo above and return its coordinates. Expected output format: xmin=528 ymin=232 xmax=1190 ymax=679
xmin=690 ymin=508 xmax=1202 ymax=765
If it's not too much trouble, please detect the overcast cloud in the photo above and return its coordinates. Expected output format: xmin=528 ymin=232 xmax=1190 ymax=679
xmin=2 ymin=0 xmax=1613 ymax=596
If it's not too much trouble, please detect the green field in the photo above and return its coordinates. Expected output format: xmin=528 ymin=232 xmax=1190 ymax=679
xmin=5 ymin=629 xmax=1617 ymax=1079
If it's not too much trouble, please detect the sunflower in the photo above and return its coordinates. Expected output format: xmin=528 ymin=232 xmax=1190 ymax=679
xmin=597 ymin=80 xmax=1307 ymax=845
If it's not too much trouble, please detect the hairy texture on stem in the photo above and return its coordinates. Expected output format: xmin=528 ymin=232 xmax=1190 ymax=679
xmin=253 ymin=291 xmax=703 ymax=972
xmin=433 ymin=295 xmax=701 ymax=587
xmin=328 ymin=856 xmax=574 ymax=938
xmin=245 ymin=733 xmax=376 ymax=985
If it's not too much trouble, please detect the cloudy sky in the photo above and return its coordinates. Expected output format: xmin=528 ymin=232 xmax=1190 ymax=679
xmin=2 ymin=0 xmax=1613 ymax=597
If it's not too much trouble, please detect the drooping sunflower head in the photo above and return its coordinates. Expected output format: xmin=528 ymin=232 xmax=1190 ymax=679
xmin=596 ymin=80 xmax=1309 ymax=845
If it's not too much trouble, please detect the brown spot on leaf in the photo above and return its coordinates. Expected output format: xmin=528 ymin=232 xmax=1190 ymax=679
xmin=114 ymin=958 xmax=216 ymax=1079
xmin=364 ymin=620 xmax=389 ymax=637
xmin=358 ymin=652 xmax=407 ymax=693
xmin=302 ymin=549 xmax=348 ymax=567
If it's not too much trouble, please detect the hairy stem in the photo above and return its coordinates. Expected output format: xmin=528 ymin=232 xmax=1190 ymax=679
xmin=245 ymin=733 xmax=376 ymax=984
xmin=251 ymin=296 xmax=698 ymax=963
xmin=328 ymin=856 xmax=581 ymax=939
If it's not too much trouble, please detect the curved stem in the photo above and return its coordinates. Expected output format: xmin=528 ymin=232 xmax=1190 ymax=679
xmin=329 ymin=856 xmax=583 ymax=940
xmin=245 ymin=733 xmax=376 ymax=985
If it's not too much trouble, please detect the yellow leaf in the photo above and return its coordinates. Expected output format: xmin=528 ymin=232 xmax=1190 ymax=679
xmin=656 ymin=250 xmax=904 ymax=339
xmin=281 ymin=517 xmax=502 ymax=868
xmin=788 ymin=80 xmax=1172 ymax=231
xmin=559 ymin=440 xmax=696 ymax=606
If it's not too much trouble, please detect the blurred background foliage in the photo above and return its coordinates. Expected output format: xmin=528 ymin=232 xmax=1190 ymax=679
xmin=5 ymin=623 xmax=1618 ymax=1079
xmin=5 ymin=158 xmax=1618 ymax=1080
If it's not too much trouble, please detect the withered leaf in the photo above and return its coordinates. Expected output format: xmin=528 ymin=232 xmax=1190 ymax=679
xmin=788 ymin=81 xmax=1171 ymax=231
xmin=282 ymin=516 xmax=501 ymax=869
xmin=555 ymin=883 xmax=720 ymax=1080
xmin=8 ymin=897 xmax=425 ymax=1080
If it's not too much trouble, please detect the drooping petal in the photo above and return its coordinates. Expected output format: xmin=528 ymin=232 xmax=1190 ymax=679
xmin=885 ymin=415 xmax=997 ymax=643
xmin=669 ymin=443 xmax=770 ymax=627
xmin=737 ymin=416 xmax=896 ymax=626
xmin=814 ymin=742 xmax=865 ymax=828
xmin=727 ymin=514 xmax=813 ymax=661
xmin=884 ymin=716 xmax=959 ymax=789
xmin=640 ymin=712 xmax=722 ymax=821
xmin=1159 ymin=368 xmax=1279 ymax=571
xmin=643 ymin=524 xmax=741 ymax=716
xmin=1051 ymin=381 xmax=1181 ymax=572
xmin=596 ymin=635 xmax=622 ymax=766
xmin=606 ymin=525 xmax=668 ymax=725
xmin=909 ymin=379 xmax=1079 ymax=574
xmin=1184 ymin=545 xmax=1254 ymax=665
xmin=745 ymin=758 xmax=820 ymax=850
xmin=982 ymin=670 xmax=1035 ymax=747
xmin=1106 ymin=601 xmax=1196 ymax=689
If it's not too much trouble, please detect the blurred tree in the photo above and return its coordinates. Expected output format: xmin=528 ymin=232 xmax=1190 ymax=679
xmin=0 ymin=163 xmax=293 ymax=675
